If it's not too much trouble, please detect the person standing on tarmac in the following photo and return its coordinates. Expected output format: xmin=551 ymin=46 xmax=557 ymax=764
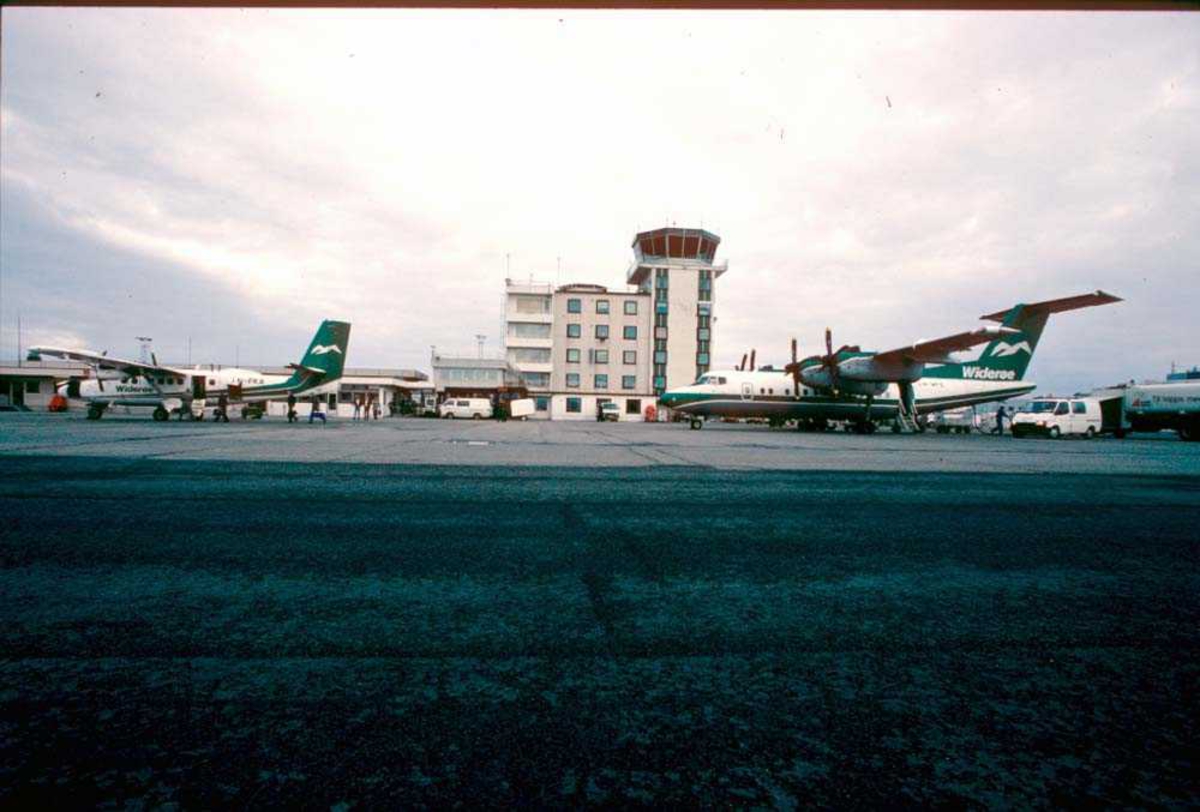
xmin=995 ymin=405 xmax=1008 ymax=435
xmin=287 ymin=393 xmax=297 ymax=423
xmin=217 ymin=392 xmax=230 ymax=423
xmin=309 ymin=396 xmax=326 ymax=424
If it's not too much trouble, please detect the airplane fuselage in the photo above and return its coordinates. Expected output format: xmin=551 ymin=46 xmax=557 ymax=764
xmin=68 ymin=367 xmax=317 ymax=409
xmin=659 ymin=368 xmax=1035 ymax=422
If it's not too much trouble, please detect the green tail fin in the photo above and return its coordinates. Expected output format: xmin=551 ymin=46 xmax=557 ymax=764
xmin=969 ymin=304 xmax=1049 ymax=380
xmin=296 ymin=320 xmax=351 ymax=382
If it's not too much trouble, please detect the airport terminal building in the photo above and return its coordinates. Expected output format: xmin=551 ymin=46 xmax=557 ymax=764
xmin=504 ymin=226 xmax=727 ymax=420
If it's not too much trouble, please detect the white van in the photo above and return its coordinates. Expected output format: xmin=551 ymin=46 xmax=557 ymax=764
xmin=1011 ymin=397 xmax=1102 ymax=439
xmin=439 ymin=398 xmax=493 ymax=420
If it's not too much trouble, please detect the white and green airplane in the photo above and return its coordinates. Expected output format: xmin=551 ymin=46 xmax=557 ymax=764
xmin=658 ymin=292 xmax=1120 ymax=432
xmin=28 ymin=319 xmax=351 ymax=421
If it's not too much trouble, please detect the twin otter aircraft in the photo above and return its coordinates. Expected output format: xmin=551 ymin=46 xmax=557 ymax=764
xmin=29 ymin=320 xmax=350 ymax=421
xmin=659 ymin=292 xmax=1120 ymax=432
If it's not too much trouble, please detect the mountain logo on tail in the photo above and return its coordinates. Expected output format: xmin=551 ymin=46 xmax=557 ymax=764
xmin=988 ymin=340 xmax=1032 ymax=358
xmin=311 ymin=344 xmax=343 ymax=355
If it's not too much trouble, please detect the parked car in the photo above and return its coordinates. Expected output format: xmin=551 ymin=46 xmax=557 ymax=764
xmin=597 ymin=401 xmax=620 ymax=422
xmin=1011 ymin=397 xmax=1102 ymax=438
xmin=439 ymin=398 xmax=493 ymax=420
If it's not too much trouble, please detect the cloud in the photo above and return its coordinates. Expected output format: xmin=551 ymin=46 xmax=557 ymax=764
xmin=1 ymin=9 xmax=1197 ymax=393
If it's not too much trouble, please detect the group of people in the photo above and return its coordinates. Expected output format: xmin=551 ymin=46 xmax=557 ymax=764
xmin=282 ymin=392 xmax=381 ymax=423
xmin=351 ymin=395 xmax=380 ymax=421
xmin=285 ymin=393 xmax=328 ymax=424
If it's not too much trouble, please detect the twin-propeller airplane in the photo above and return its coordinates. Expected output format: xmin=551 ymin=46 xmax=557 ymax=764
xmin=659 ymin=291 xmax=1121 ymax=432
xmin=28 ymin=320 xmax=351 ymax=421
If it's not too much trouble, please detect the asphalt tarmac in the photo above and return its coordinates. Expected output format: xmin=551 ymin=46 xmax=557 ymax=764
xmin=2 ymin=415 xmax=1198 ymax=807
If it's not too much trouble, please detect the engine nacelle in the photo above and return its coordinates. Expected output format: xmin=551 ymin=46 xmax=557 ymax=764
xmin=800 ymin=367 xmax=887 ymax=397
xmin=836 ymin=355 xmax=924 ymax=383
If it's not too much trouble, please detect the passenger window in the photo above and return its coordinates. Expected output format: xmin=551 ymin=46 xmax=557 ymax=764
xmin=1054 ymin=402 xmax=1069 ymax=416
xmin=1072 ymin=402 xmax=1086 ymax=414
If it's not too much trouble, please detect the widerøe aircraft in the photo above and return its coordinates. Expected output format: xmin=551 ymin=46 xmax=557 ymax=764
xmin=28 ymin=320 xmax=351 ymax=421
xmin=658 ymin=292 xmax=1120 ymax=432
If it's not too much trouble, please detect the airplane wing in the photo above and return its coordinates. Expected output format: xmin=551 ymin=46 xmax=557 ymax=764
xmin=979 ymin=290 xmax=1122 ymax=322
xmin=871 ymin=326 xmax=1019 ymax=366
xmin=28 ymin=346 xmax=184 ymax=378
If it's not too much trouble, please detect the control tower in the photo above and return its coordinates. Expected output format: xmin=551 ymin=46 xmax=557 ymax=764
xmin=627 ymin=227 xmax=728 ymax=396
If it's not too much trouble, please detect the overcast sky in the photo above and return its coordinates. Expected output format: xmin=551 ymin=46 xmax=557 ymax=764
xmin=2 ymin=9 xmax=1197 ymax=392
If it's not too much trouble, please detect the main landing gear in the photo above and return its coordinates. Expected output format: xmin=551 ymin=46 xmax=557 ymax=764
xmin=86 ymin=404 xmax=107 ymax=420
xmin=689 ymin=418 xmax=704 ymax=430
xmin=153 ymin=406 xmax=170 ymax=422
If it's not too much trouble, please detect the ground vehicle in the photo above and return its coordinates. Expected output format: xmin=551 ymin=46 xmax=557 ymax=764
xmin=439 ymin=398 xmax=493 ymax=420
xmin=929 ymin=407 xmax=978 ymax=434
xmin=597 ymin=401 xmax=620 ymax=422
xmin=1117 ymin=381 xmax=1200 ymax=441
xmin=1011 ymin=397 xmax=1102 ymax=438
xmin=508 ymin=398 xmax=535 ymax=420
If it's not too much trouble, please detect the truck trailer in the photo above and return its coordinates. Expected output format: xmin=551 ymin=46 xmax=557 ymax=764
xmin=1094 ymin=379 xmax=1200 ymax=441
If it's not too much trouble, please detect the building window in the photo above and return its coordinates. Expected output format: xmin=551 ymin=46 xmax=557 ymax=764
xmin=654 ymin=351 xmax=667 ymax=364
xmin=697 ymin=328 xmax=710 ymax=341
xmin=535 ymin=397 xmax=549 ymax=411
xmin=655 ymin=270 xmax=669 ymax=288
xmin=566 ymin=397 xmax=581 ymax=413
xmin=623 ymin=325 xmax=637 ymax=340
xmin=566 ymin=373 xmax=580 ymax=388
xmin=596 ymin=300 xmax=610 ymax=314
xmin=625 ymin=398 xmax=641 ymax=415
xmin=623 ymin=350 xmax=637 ymax=365
xmin=595 ymin=374 xmax=609 ymax=389
xmin=594 ymin=349 xmax=609 ymax=364
xmin=595 ymin=324 xmax=609 ymax=339
xmin=567 ymin=323 xmax=581 ymax=338
xmin=522 ymin=372 xmax=550 ymax=387
xmin=624 ymin=300 xmax=638 ymax=315
xmin=697 ymin=353 xmax=709 ymax=365
xmin=622 ymin=375 xmax=636 ymax=390
xmin=655 ymin=314 xmax=668 ymax=329
xmin=656 ymin=302 xmax=668 ymax=314
xmin=567 ymin=348 xmax=581 ymax=363
xmin=653 ymin=376 xmax=666 ymax=390
xmin=509 ymin=322 xmax=551 ymax=339
xmin=567 ymin=298 xmax=582 ymax=313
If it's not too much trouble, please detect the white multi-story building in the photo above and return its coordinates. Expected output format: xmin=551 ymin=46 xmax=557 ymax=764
xmin=502 ymin=227 xmax=726 ymax=419
xmin=550 ymin=283 xmax=652 ymax=420
xmin=626 ymin=227 xmax=727 ymax=397
xmin=504 ymin=280 xmax=554 ymax=400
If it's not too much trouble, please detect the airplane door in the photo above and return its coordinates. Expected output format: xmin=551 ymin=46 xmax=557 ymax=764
xmin=741 ymin=382 xmax=754 ymax=401
xmin=192 ymin=374 xmax=206 ymax=400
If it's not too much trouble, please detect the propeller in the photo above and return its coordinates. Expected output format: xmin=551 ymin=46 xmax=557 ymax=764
xmin=739 ymin=353 xmax=748 ymax=371
xmin=749 ymin=349 xmax=756 ymax=372
xmin=789 ymin=338 xmax=800 ymax=396
xmin=824 ymin=328 xmax=839 ymax=393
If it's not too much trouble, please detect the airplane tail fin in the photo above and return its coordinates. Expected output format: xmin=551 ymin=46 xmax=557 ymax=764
xmin=293 ymin=320 xmax=351 ymax=382
xmin=962 ymin=290 xmax=1121 ymax=380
